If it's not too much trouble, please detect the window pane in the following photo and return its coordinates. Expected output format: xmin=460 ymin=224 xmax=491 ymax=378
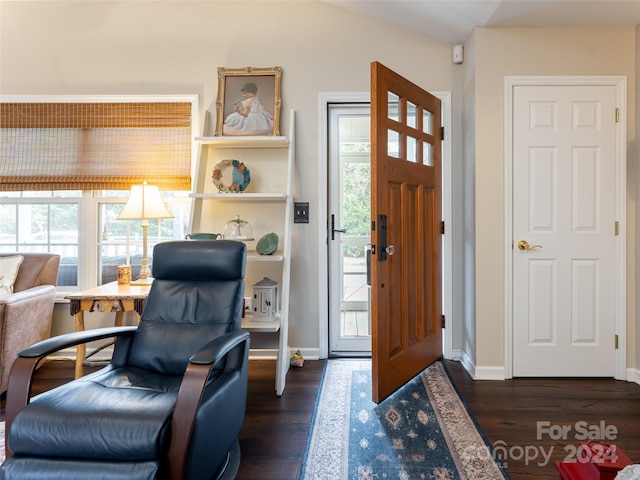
xmin=407 ymin=102 xmax=417 ymax=129
xmin=0 ymin=193 xmax=78 ymax=287
xmin=1 ymin=190 xmax=190 ymax=288
xmin=341 ymin=163 xmax=370 ymax=237
xmin=387 ymin=129 xmax=400 ymax=158
xmin=423 ymin=110 xmax=433 ymax=134
xmin=100 ymin=245 xmax=133 ymax=285
xmin=341 ymin=244 xmax=369 ymax=336
xmin=5 ymin=198 xmax=81 ymax=287
xmin=98 ymin=195 xmax=190 ymax=285
xmin=0 ymin=205 xmax=16 ymax=247
xmin=388 ymin=92 xmax=399 ymax=122
xmin=423 ymin=141 xmax=433 ymax=167
xmin=407 ymin=136 xmax=417 ymax=163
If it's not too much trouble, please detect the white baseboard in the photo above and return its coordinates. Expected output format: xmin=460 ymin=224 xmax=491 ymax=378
xmin=626 ymin=367 xmax=640 ymax=385
xmin=457 ymin=349 xmax=476 ymax=378
xmin=474 ymin=365 xmax=507 ymax=380
xmin=248 ymin=348 xmax=322 ymax=361
xmin=288 ymin=348 xmax=321 ymax=361
xmin=248 ymin=349 xmax=278 ymax=360
xmin=453 ymin=349 xmax=506 ymax=380
xmin=449 ymin=348 xmax=465 ymax=362
xmin=446 ymin=349 xmax=640 ymax=384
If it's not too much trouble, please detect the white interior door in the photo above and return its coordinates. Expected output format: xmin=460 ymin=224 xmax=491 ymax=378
xmin=328 ymin=104 xmax=372 ymax=354
xmin=512 ymin=84 xmax=618 ymax=376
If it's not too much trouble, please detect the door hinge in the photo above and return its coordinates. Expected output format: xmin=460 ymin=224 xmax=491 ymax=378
xmin=442 ymin=315 xmax=445 ymax=329
xmin=615 ymin=221 xmax=619 ymax=236
xmin=441 ymin=126 xmax=445 ymax=140
xmin=614 ymin=334 xmax=619 ymax=349
xmin=615 ymin=108 xmax=620 ymax=123
xmin=441 ymin=221 xmax=445 ymax=235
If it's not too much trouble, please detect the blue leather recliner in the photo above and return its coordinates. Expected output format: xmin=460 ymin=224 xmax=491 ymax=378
xmin=1 ymin=240 xmax=250 ymax=480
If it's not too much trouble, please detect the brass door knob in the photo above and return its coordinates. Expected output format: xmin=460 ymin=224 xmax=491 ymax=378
xmin=518 ymin=240 xmax=542 ymax=251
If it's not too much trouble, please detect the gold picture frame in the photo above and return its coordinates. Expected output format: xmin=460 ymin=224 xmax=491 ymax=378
xmin=215 ymin=66 xmax=282 ymax=136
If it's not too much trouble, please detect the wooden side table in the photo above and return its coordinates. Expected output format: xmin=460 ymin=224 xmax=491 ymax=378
xmin=65 ymin=282 xmax=150 ymax=378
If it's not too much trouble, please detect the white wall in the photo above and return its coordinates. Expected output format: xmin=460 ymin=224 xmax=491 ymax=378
xmin=467 ymin=26 xmax=637 ymax=374
xmin=459 ymin=31 xmax=477 ymax=370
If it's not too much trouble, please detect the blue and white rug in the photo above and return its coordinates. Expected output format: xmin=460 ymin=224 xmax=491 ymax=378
xmin=300 ymin=360 xmax=509 ymax=480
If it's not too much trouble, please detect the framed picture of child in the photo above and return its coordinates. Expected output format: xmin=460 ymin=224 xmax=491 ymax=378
xmin=215 ymin=66 xmax=282 ymax=137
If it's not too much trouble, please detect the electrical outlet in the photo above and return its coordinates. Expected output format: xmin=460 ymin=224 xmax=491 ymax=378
xmin=294 ymin=202 xmax=309 ymax=223
xmin=244 ymin=297 xmax=252 ymax=313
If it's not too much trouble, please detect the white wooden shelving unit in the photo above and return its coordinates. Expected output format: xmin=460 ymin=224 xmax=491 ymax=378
xmin=190 ymin=110 xmax=295 ymax=396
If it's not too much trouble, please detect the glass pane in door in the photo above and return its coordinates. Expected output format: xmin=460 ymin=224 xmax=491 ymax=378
xmin=329 ymin=104 xmax=372 ymax=353
xmin=339 ymin=184 xmax=369 ymax=339
xmin=339 ymin=115 xmax=370 ymax=336
xmin=341 ymin=243 xmax=369 ymax=336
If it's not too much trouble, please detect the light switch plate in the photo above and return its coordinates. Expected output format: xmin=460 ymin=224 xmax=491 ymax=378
xmin=294 ymin=202 xmax=309 ymax=223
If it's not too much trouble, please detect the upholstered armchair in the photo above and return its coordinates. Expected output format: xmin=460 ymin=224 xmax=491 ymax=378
xmin=1 ymin=240 xmax=250 ymax=480
xmin=0 ymin=253 xmax=60 ymax=395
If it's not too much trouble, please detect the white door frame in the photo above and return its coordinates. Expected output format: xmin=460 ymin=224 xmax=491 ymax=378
xmin=318 ymin=91 xmax=453 ymax=360
xmin=504 ymin=76 xmax=627 ymax=380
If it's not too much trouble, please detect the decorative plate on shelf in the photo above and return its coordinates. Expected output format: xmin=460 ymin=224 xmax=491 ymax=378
xmin=257 ymin=232 xmax=279 ymax=255
xmin=211 ymin=159 xmax=251 ymax=193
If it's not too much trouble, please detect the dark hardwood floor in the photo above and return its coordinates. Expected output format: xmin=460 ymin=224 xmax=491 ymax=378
xmin=2 ymin=358 xmax=639 ymax=479
xmin=445 ymin=362 xmax=640 ymax=479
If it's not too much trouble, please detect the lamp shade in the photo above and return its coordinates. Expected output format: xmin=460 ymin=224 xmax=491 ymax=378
xmin=117 ymin=183 xmax=173 ymax=221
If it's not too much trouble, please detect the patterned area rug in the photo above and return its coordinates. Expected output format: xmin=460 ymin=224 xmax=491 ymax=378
xmin=300 ymin=360 xmax=509 ymax=480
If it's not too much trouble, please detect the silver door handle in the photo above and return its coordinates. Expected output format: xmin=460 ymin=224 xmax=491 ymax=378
xmin=385 ymin=245 xmax=395 ymax=255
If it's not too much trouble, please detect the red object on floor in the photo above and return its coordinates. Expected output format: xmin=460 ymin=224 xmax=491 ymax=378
xmin=555 ymin=460 xmax=600 ymax=480
xmin=555 ymin=442 xmax=633 ymax=480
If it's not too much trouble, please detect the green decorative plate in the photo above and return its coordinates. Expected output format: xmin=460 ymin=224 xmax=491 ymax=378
xmin=256 ymin=232 xmax=279 ymax=255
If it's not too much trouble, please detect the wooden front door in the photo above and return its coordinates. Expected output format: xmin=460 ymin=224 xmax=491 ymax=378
xmin=370 ymin=61 xmax=443 ymax=403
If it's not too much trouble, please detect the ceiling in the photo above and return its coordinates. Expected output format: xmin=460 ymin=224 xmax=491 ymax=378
xmin=322 ymin=0 xmax=640 ymax=44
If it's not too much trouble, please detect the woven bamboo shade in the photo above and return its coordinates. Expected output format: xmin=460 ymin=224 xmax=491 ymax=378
xmin=0 ymin=102 xmax=193 ymax=191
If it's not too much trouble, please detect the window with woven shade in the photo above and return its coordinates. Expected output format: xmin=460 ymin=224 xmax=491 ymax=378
xmin=0 ymin=95 xmax=196 ymax=292
xmin=0 ymin=98 xmax=195 ymax=191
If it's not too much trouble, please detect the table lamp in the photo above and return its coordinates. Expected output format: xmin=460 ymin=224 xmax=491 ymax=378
xmin=117 ymin=182 xmax=173 ymax=284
